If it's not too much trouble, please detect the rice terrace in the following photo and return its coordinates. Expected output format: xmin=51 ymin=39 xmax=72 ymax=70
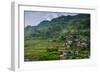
xmin=24 ymin=11 xmax=90 ymax=61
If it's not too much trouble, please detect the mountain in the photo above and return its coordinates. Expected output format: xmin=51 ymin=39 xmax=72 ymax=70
xmin=24 ymin=14 xmax=90 ymax=40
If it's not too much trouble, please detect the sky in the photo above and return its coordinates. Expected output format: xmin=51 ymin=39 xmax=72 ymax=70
xmin=24 ymin=11 xmax=77 ymax=27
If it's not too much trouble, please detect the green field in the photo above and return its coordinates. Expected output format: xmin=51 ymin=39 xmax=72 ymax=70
xmin=24 ymin=38 xmax=90 ymax=61
xmin=24 ymin=39 xmax=63 ymax=61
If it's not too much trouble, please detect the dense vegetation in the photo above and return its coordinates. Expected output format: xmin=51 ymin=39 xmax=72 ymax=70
xmin=24 ymin=14 xmax=90 ymax=61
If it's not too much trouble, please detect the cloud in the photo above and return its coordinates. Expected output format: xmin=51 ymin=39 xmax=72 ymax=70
xmin=24 ymin=11 xmax=77 ymax=27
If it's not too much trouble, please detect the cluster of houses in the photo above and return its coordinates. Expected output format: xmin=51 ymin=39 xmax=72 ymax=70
xmin=60 ymin=34 xmax=88 ymax=59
